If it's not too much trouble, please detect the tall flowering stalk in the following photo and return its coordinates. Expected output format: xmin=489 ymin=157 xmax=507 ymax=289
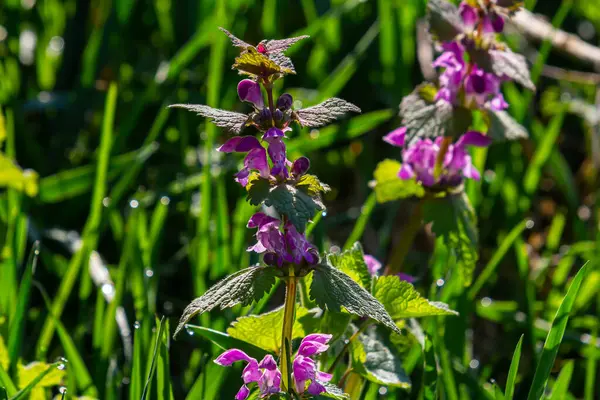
xmin=373 ymin=0 xmax=534 ymax=282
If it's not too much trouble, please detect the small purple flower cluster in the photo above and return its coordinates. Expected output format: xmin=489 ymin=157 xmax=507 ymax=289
xmin=215 ymin=334 xmax=333 ymax=399
xmin=219 ymin=79 xmax=320 ymax=267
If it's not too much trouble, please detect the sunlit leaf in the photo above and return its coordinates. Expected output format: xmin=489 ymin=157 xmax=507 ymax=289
xmin=372 ymin=159 xmax=425 ymax=203
xmin=327 ymin=242 xmax=372 ymax=289
xmin=168 ymin=104 xmax=249 ymax=133
xmin=295 ymin=98 xmax=361 ymax=128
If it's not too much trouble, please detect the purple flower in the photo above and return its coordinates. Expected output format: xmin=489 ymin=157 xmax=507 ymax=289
xmin=214 ymin=349 xmax=281 ymax=400
xmin=459 ymin=1 xmax=505 ymax=34
xmin=276 ymin=93 xmax=293 ymax=110
xmin=433 ymin=42 xmax=466 ymax=104
xmin=465 ymin=66 xmax=508 ymax=111
xmin=284 ymin=222 xmax=319 ymax=265
xmin=459 ymin=2 xmax=479 ymax=29
xmin=219 ymin=136 xmax=270 ymax=187
xmin=383 ymin=127 xmax=406 ymax=148
xmin=398 ymin=273 xmax=416 ymax=283
xmin=364 ymin=254 xmax=382 ymax=276
xmin=238 ymin=79 xmax=264 ymax=109
xmin=247 ymin=213 xmax=288 ymax=267
xmin=293 ymin=334 xmax=333 ymax=395
xmin=398 ymin=131 xmax=492 ymax=187
xmin=266 ymin=137 xmax=289 ymax=179
xmin=263 ymin=127 xmax=285 ymax=140
xmin=291 ymin=156 xmax=310 ymax=178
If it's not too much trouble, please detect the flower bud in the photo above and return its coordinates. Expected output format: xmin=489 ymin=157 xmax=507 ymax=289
xmin=259 ymin=108 xmax=272 ymax=124
xmin=490 ymin=13 xmax=505 ymax=33
xmin=238 ymin=79 xmax=264 ymax=109
xmin=276 ymin=93 xmax=293 ymax=110
xmin=273 ymin=108 xmax=283 ymax=121
xmin=291 ymin=157 xmax=310 ymax=177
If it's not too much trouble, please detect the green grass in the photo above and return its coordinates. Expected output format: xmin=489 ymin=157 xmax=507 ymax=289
xmin=0 ymin=0 xmax=598 ymax=399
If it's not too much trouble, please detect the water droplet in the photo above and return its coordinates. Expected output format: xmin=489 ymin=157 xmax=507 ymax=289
xmin=436 ymin=279 xmax=445 ymax=287
xmin=130 ymin=199 xmax=139 ymax=208
xmin=186 ymin=326 xmax=195 ymax=336
xmin=480 ymin=297 xmax=492 ymax=307
xmin=122 ymin=377 xmax=130 ymax=385
xmin=102 ymin=197 xmax=111 ymax=207
xmin=469 ymin=359 xmax=480 ymax=369
xmin=490 ymin=378 xmax=496 ymax=385
xmin=321 ymin=211 xmax=327 ymax=217
xmin=145 ymin=268 xmax=154 ymax=278
xmin=581 ymin=333 xmax=591 ymax=344
xmin=134 ymin=321 xmax=141 ymax=329
xmin=57 ymin=363 xmax=66 ymax=370
xmin=160 ymin=196 xmax=170 ymax=206
xmin=378 ymin=387 xmax=388 ymax=395
xmin=59 ymin=387 xmax=67 ymax=394
xmin=515 ymin=311 xmax=526 ymax=323
xmin=101 ymin=283 xmax=114 ymax=297
xmin=525 ymin=220 xmax=534 ymax=229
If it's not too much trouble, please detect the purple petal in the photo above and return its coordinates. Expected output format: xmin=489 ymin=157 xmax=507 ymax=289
xmin=218 ymin=136 xmax=262 ymax=153
xmin=489 ymin=94 xmax=509 ymax=111
xmin=234 ymin=168 xmax=250 ymax=187
xmin=267 ymin=138 xmax=288 ymax=177
xmin=218 ymin=137 xmax=243 ymax=153
xmin=235 ymin=385 xmax=250 ymax=400
xmin=383 ymin=127 xmax=406 ymax=147
xmin=364 ymin=254 xmax=382 ymax=276
xmin=214 ymin=349 xmax=253 ymax=366
xmin=258 ymin=355 xmax=278 ymax=370
xmin=398 ymin=273 xmax=416 ymax=283
xmin=291 ymin=157 xmax=310 ymax=177
xmin=244 ymin=148 xmax=270 ymax=178
xmin=263 ymin=252 xmax=281 ymax=266
xmin=301 ymin=333 xmax=332 ymax=346
xmin=456 ymin=131 xmax=492 ymax=148
xmin=293 ymin=355 xmax=316 ymax=386
xmin=459 ymin=2 xmax=478 ymax=27
xmin=262 ymin=127 xmax=284 ymax=140
xmin=316 ymin=371 xmax=333 ymax=382
xmin=247 ymin=213 xmax=280 ymax=229
xmin=298 ymin=340 xmax=330 ymax=357
xmin=242 ymin=359 xmax=261 ymax=383
xmin=398 ymin=164 xmax=415 ymax=180
xmin=307 ymin=380 xmax=327 ymax=396
xmin=238 ymin=79 xmax=264 ymax=109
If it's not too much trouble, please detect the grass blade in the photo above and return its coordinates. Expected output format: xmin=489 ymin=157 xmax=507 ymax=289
xmin=9 ymin=362 xmax=61 ymax=400
xmin=343 ymin=192 xmax=377 ymax=250
xmin=141 ymin=317 xmax=166 ymax=400
xmin=505 ymin=335 xmax=523 ymax=400
xmin=548 ymin=360 xmax=574 ymax=399
xmin=527 ymin=262 xmax=590 ymax=400
xmin=422 ymin=333 xmax=438 ymax=400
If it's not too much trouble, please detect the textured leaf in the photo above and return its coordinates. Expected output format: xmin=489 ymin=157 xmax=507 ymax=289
xmin=350 ymin=327 xmax=411 ymax=388
xmin=246 ymin=175 xmax=271 ymax=206
xmin=265 ymin=184 xmax=324 ymax=233
xmin=227 ymin=306 xmax=315 ymax=354
xmin=310 ymin=263 xmax=401 ymax=334
xmin=0 ymin=153 xmax=38 ymax=197
xmin=262 ymin=36 xmax=309 ymax=53
xmin=373 ymin=276 xmax=458 ymax=319
xmin=487 ymin=110 xmax=528 ymax=141
xmin=233 ymin=48 xmax=292 ymax=77
xmin=372 ymin=159 xmax=425 ymax=203
xmin=168 ymin=104 xmax=249 ymax=133
xmin=219 ymin=27 xmax=252 ymax=49
xmin=174 ymin=266 xmax=279 ymax=337
xmin=295 ymin=98 xmax=361 ymax=128
xmin=268 ymin=52 xmax=297 ymax=74
xmin=427 ymin=0 xmax=463 ymax=42
xmin=474 ymin=49 xmax=535 ymax=91
xmin=400 ymin=87 xmax=454 ymax=145
xmin=423 ymin=192 xmax=478 ymax=286
xmin=296 ymin=174 xmax=330 ymax=197
xmin=314 ymin=382 xmax=350 ymax=399
xmin=327 ymin=242 xmax=372 ymax=289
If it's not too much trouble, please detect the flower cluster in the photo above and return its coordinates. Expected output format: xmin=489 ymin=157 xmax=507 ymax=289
xmin=214 ymin=334 xmax=332 ymax=399
xmin=384 ymin=0 xmax=524 ymax=188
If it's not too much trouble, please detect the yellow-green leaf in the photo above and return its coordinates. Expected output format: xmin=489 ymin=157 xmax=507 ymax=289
xmin=372 ymin=159 xmax=424 ymax=203
xmin=233 ymin=48 xmax=292 ymax=77
xmin=0 ymin=153 xmax=39 ymax=197
xmin=373 ymin=275 xmax=458 ymax=319
xmin=0 ymin=335 xmax=8 ymax=371
xmin=18 ymin=361 xmax=66 ymax=400
xmin=297 ymin=174 xmax=331 ymax=197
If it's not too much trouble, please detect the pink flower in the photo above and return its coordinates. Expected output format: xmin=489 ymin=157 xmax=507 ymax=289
xmin=238 ymin=79 xmax=264 ymax=109
xmin=292 ymin=334 xmax=333 ymax=395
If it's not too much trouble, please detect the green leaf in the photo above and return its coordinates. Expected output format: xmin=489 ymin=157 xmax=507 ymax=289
xmin=486 ymin=110 xmax=528 ymax=141
xmin=295 ymin=98 xmax=361 ymax=128
xmin=309 ymin=263 xmax=401 ymax=334
xmin=350 ymin=327 xmax=411 ymax=389
xmin=15 ymin=361 xmax=65 ymax=400
xmin=548 ymin=360 xmax=574 ymax=400
xmin=0 ymin=154 xmax=38 ymax=197
xmin=168 ymin=104 xmax=249 ymax=134
xmin=227 ymin=306 xmax=316 ymax=354
xmin=505 ymin=335 xmax=523 ymax=400
xmin=372 ymin=159 xmax=425 ymax=203
xmin=142 ymin=317 xmax=165 ymax=400
xmin=399 ymin=84 xmax=456 ymax=145
xmin=246 ymin=175 xmax=271 ymax=206
xmin=0 ymin=337 xmax=7 ymax=371
xmin=233 ymin=47 xmax=293 ymax=76
xmin=156 ymin=318 xmax=174 ymax=400
xmin=185 ymin=325 xmax=268 ymax=361
xmin=327 ymin=242 xmax=372 ymax=289
xmin=265 ymin=184 xmax=324 ymax=233
xmin=314 ymin=382 xmax=350 ymax=399
xmin=427 ymin=0 xmax=463 ymax=42
xmin=373 ymin=275 xmax=458 ymax=319
xmin=423 ymin=192 xmax=478 ymax=286
xmin=174 ymin=266 xmax=279 ymax=337
xmin=422 ymin=334 xmax=438 ymax=400
xmin=320 ymin=311 xmax=352 ymax=342
xmin=296 ymin=174 xmax=331 ymax=197
xmin=527 ymin=263 xmax=590 ymax=400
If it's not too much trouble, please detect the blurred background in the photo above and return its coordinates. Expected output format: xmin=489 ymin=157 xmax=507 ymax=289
xmin=0 ymin=0 xmax=599 ymax=398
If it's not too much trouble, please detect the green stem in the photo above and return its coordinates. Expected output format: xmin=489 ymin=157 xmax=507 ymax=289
xmin=281 ymin=268 xmax=297 ymax=393
xmin=327 ymin=320 xmax=371 ymax=374
xmin=385 ymin=199 xmax=424 ymax=275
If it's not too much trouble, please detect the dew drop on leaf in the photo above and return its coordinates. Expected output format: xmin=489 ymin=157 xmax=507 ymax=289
xmin=134 ymin=321 xmax=141 ymax=329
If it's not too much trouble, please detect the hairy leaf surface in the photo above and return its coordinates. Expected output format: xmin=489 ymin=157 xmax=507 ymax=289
xmin=266 ymin=184 xmax=324 ymax=233
xmin=296 ymin=98 xmax=361 ymax=128
xmin=487 ymin=110 xmax=528 ymax=141
xmin=168 ymin=104 xmax=249 ymax=133
xmin=327 ymin=242 xmax=372 ymax=289
xmin=427 ymin=0 xmax=463 ymax=42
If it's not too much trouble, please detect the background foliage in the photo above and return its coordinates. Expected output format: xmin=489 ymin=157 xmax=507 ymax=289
xmin=0 ymin=0 xmax=598 ymax=398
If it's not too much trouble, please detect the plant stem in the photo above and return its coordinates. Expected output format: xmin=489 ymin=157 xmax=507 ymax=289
xmin=327 ymin=320 xmax=371 ymax=374
xmin=434 ymin=136 xmax=452 ymax=180
xmin=385 ymin=199 xmax=424 ymax=275
xmin=281 ymin=268 xmax=297 ymax=393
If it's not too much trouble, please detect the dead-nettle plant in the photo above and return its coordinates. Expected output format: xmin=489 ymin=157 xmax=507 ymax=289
xmin=373 ymin=0 xmax=534 ymax=285
xmin=171 ymin=28 xmax=457 ymax=399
